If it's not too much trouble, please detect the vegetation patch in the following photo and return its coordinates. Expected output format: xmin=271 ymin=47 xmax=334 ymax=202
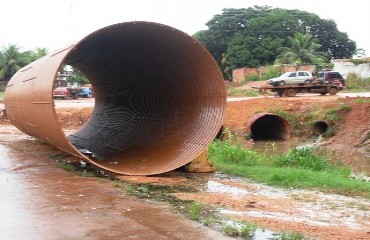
xmin=209 ymin=139 xmax=370 ymax=198
xmin=261 ymin=65 xmax=281 ymax=80
xmin=345 ymin=73 xmax=370 ymax=91
xmin=222 ymin=220 xmax=257 ymax=238
xmin=268 ymin=102 xmax=351 ymax=137
xmin=227 ymin=87 xmax=261 ymax=97
xmin=243 ymin=73 xmax=260 ymax=82
xmin=277 ymin=231 xmax=313 ymax=240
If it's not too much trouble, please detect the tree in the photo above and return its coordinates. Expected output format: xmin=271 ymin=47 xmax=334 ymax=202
xmin=23 ymin=47 xmax=48 ymax=62
xmin=224 ymin=34 xmax=283 ymax=77
xmin=0 ymin=45 xmax=30 ymax=81
xmin=67 ymin=67 xmax=90 ymax=85
xmin=193 ymin=6 xmax=356 ymax=78
xmin=275 ymin=32 xmax=328 ymax=64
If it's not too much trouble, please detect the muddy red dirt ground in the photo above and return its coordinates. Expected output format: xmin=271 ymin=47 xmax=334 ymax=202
xmin=0 ymin=132 xmax=231 ymax=240
xmin=1 ymin=96 xmax=369 ymax=240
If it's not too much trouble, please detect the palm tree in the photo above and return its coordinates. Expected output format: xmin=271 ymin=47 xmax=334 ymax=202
xmin=275 ymin=33 xmax=328 ymax=65
xmin=0 ymin=45 xmax=30 ymax=81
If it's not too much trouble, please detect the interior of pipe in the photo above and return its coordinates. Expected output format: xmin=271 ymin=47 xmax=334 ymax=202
xmin=312 ymin=121 xmax=329 ymax=135
xmin=250 ymin=115 xmax=290 ymax=140
xmin=61 ymin=22 xmax=225 ymax=175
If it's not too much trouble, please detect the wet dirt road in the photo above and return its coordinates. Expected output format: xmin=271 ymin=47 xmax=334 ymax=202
xmin=1 ymin=123 xmax=369 ymax=240
xmin=0 ymin=126 xmax=231 ymax=240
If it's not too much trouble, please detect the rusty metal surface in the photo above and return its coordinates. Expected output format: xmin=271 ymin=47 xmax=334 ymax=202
xmin=245 ymin=113 xmax=290 ymax=140
xmin=4 ymin=22 xmax=226 ymax=175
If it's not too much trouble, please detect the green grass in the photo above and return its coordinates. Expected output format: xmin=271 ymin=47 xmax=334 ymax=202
xmin=344 ymin=74 xmax=370 ymax=91
xmin=222 ymin=220 xmax=257 ymax=238
xmin=58 ymin=162 xmax=77 ymax=172
xmin=209 ymin=140 xmax=370 ymax=198
xmin=187 ymin=201 xmax=202 ymax=220
xmin=0 ymin=91 xmax=4 ymax=101
xmin=355 ymin=98 xmax=370 ymax=103
xmin=277 ymin=231 xmax=313 ymax=240
xmin=227 ymin=87 xmax=260 ymax=97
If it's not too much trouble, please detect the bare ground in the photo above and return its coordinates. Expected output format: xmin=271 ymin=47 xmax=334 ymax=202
xmin=1 ymin=95 xmax=369 ymax=239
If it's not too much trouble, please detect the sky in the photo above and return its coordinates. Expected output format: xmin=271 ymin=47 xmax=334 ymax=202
xmin=1 ymin=0 xmax=369 ymax=56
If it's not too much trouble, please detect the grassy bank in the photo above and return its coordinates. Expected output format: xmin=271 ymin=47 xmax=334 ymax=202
xmin=0 ymin=91 xmax=4 ymax=101
xmin=209 ymin=140 xmax=370 ymax=198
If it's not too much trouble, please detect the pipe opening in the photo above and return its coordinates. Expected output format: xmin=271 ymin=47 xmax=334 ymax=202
xmin=247 ymin=113 xmax=290 ymax=140
xmin=5 ymin=22 xmax=225 ymax=176
xmin=312 ymin=121 xmax=329 ymax=135
xmin=215 ymin=126 xmax=225 ymax=140
xmin=61 ymin=22 xmax=225 ymax=175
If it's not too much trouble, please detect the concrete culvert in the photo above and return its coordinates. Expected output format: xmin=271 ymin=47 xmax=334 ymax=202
xmin=4 ymin=22 xmax=226 ymax=175
xmin=246 ymin=113 xmax=290 ymax=140
xmin=312 ymin=121 xmax=329 ymax=135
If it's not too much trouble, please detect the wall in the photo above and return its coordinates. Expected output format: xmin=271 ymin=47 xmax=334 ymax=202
xmin=332 ymin=60 xmax=370 ymax=79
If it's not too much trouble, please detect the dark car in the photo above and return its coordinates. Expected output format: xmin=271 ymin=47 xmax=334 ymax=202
xmin=316 ymin=71 xmax=345 ymax=89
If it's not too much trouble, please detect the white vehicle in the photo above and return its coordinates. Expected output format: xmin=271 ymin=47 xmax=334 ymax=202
xmin=268 ymin=71 xmax=313 ymax=86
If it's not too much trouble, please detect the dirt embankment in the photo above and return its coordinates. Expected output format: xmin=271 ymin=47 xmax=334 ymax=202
xmin=223 ymin=97 xmax=370 ymax=173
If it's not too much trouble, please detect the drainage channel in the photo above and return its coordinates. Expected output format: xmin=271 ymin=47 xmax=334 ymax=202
xmin=246 ymin=113 xmax=291 ymax=141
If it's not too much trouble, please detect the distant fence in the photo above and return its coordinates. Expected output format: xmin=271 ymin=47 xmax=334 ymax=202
xmin=0 ymin=81 xmax=8 ymax=91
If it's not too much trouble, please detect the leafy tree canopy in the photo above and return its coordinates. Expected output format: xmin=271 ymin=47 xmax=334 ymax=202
xmin=275 ymin=32 xmax=328 ymax=65
xmin=0 ymin=45 xmax=48 ymax=81
xmin=193 ymin=6 xmax=357 ymax=79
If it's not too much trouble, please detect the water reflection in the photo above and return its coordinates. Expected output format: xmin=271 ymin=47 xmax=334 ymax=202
xmin=246 ymin=138 xmax=298 ymax=155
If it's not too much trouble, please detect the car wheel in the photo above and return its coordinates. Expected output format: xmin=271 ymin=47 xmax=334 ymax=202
xmin=286 ymin=89 xmax=297 ymax=97
xmin=279 ymin=81 xmax=286 ymax=86
xmin=304 ymin=80 xmax=311 ymax=85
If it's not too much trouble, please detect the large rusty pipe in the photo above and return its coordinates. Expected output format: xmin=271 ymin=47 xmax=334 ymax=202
xmin=4 ymin=22 xmax=226 ymax=175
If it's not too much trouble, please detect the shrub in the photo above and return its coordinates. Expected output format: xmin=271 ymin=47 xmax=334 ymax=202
xmin=345 ymin=73 xmax=370 ymax=90
xmin=261 ymin=65 xmax=280 ymax=80
xmin=244 ymin=73 xmax=260 ymax=82
xmin=273 ymin=147 xmax=329 ymax=171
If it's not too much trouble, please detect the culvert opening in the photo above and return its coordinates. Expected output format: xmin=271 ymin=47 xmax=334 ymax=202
xmin=247 ymin=113 xmax=290 ymax=140
xmin=5 ymin=22 xmax=226 ymax=175
xmin=312 ymin=121 xmax=329 ymax=135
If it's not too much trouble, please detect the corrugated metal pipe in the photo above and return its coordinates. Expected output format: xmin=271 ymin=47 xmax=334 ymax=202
xmin=4 ymin=22 xmax=226 ymax=175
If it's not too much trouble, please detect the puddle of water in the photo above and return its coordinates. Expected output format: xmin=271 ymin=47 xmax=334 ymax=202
xmin=220 ymin=209 xmax=332 ymax=227
xmin=247 ymin=139 xmax=295 ymax=155
xmin=0 ymin=144 xmax=40 ymax=238
xmin=247 ymin=135 xmax=325 ymax=155
xmin=207 ymin=180 xmax=249 ymax=196
xmin=206 ymin=174 xmax=369 ymax=230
